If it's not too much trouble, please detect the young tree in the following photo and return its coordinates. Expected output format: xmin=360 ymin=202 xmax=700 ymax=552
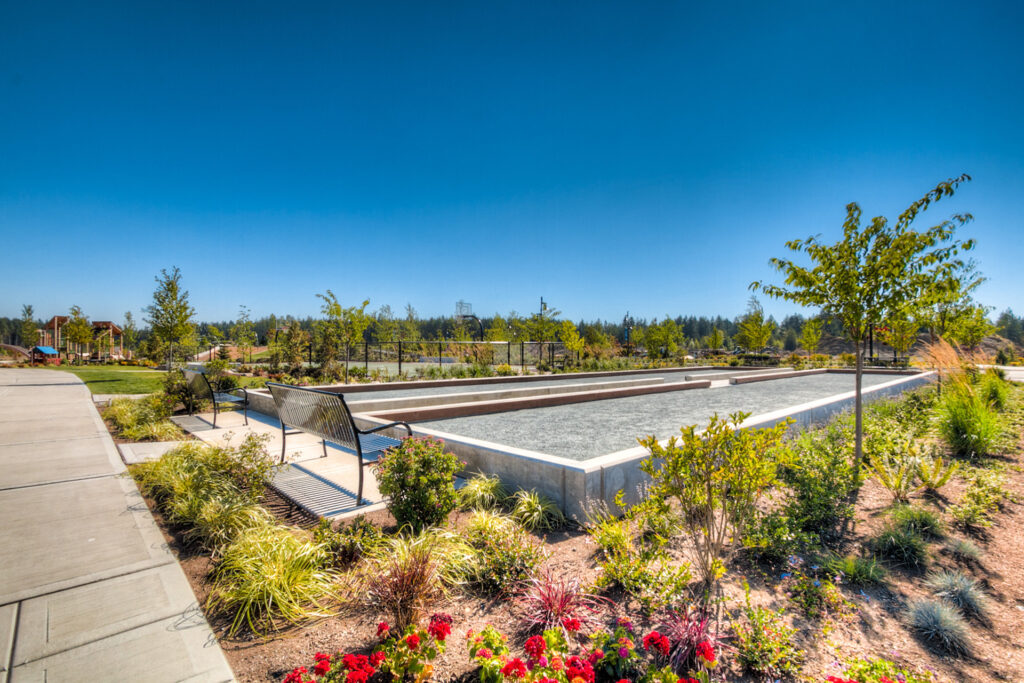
xmin=65 ymin=306 xmax=93 ymax=362
xmin=144 ymin=266 xmax=196 ymax=366
xmin=122 ymin=311 xmax=138 ymax=356
xmin=231 ymin=305 xmax=257 ymax=363
xmin=877 ymin=315 xmax=919 ymax=362
xmin=947 ymin=304 xmax=993 ymax=349
xmin=316 ymin=290 xmax=371 ymax=382
xmin=734 ymin=297 xmax=775 ymax=351
xmin=643 ymin=317 xmax=685 ymax=359
xmin=752 ymin=174 xmax=976 ymax=469
xmin=558 ymin=320 xmax=585 ymax=364
xmin=702 ymin=327 xmax=725 ymax=351
xmin=798 ymin=318 xmax=823 ymax=355
xmin=19 ymin=304 xmax=37 ymax=349
xmin=485 ymin=313 xmax=511 ymax=341
xmin=374 ymin=304 xmax=398 ymax=343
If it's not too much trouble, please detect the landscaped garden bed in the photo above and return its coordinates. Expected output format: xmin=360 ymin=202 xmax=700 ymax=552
xmin=129 ymin=359 xmax=1024 ymax=683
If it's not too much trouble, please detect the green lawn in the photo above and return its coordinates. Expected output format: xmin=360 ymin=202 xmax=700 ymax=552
xmin=51 ymin=365 xmax=167 ymax=394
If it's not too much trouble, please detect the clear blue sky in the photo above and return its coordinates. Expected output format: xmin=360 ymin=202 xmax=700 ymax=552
xmin=2 ymin=1 xmax=1021 ymax=324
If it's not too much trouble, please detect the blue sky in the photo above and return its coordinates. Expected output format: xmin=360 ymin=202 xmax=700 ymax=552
xmin=2 ymin=1 xmax=1021 ymax=324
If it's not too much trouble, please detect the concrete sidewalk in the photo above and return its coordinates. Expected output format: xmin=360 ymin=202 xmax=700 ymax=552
xmin=0 ymin=369 xmax=234 ymax=682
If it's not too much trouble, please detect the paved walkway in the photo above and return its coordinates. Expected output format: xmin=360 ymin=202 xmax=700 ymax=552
xmin=0 ymin=369 xmax=234 ymax=682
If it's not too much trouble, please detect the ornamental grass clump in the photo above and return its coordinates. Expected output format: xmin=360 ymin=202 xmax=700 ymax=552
xmin=906 ymin=598 xmax=971 ymax=655
xmin=510 ymin=489 xmax=565 ymax=531
xmin=823 ymin=553 xmax=887 ymax=586
xmin=104 ymin=393 xmax=183 ymax=441
xmin=514 ymin=568 xmax=610 ymax=634
xmin=870 ymin=524 xmax=929 ymax=569
xmin=889 ymin=504 xmax=946 ymax=539
xmin=926 ymin=569 xmax=989 ymax=618
xmin=373 ymin=437 xmax=462 ymax=532
xmin=363 ymin=534 xmax=445 ymax=632
xmin=458 ymin=473 xmax=508 ymax=510
xmin=207 ymin=524 xmax=337 ymax=636
xmin=938 ymin=385 xmax=1000 ymax=457
xmin=639 ymin=411 xmax=790 ymax=585
xmin=944 ymin=537 xmax=982 ymax=562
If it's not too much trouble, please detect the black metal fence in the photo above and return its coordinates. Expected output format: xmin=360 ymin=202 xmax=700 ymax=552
xmin=340 ymin=340 xmax=572 ymax=374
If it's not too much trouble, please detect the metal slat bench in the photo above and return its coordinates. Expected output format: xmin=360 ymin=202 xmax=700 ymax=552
xmin=265 ymin=382 xmax=412 ymax=506
xmin=183 ymin=369 xmax=248 ymax=429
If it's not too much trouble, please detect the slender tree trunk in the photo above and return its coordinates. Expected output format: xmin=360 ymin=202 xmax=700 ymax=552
xmin=853 ymin=340 xmax=864 ymax=477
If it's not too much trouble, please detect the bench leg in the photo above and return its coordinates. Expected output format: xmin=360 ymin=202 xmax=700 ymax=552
xmin=280 ymin=425 xmax=287 ymax=465
xmin=322 ymin=439 xmax=327 ymax=459
xmin=212 ymin=401 xmax=218 ymax=429
xmin=357 ymin=462 xmax=364 ymax=507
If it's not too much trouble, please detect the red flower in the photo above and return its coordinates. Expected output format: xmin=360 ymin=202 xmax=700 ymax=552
xmin=587 ymin=649 xmax=604 ymax=665
xmin=562 ymin=617 xmax=582 ymax=633
xmin=695 ymin=641 xmax=715 ymax=664
xmin=524 ymin=635 xmax=547 ymax=659
xmin=565 ymin=656 xmax=595 ymax=683
xmin=377 ymin=622 xmax=390 ymax=637
xmin=501 ymin=658 xmax=528 ymax=678
xmin=283 ymin=668 xmax=308 ymax=683
xmin=477 ymin=647 xmax=494 ymax=660
xmin=616 ymin=680 xmax=631 ymax=683
xmin=370 ymin=651 xmax=386 ymax=667
xmin=346 ymin=670 xmax=369 ymax=683
xmin=642 ymin=631 xmax=670 ymax=656
xmin=428 ymin=616 xmax=452 ymax=642
xmin=406 ymin=633 xmax=421 ymax=651
xmin=313 ymin=659 xmax=331 ymax=676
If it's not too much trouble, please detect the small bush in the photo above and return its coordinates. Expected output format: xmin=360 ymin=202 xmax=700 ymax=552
xmin=926 ymin=570 xmax=988 ymax=618
xmin=515 ymin=568 xmax=610 ymax=633
xmin=871 ymin=525 xmax=929 ymax=569
xmin=868 ymin=451 xmax=923 ymax=504
xmin=457 ymin=473 xmax=508 ymax=510
xmin=207 ymin=525 xmax=336 ymax=635
xmin=465 ymin=509 xmax=521 ymax=541
xmin=944 ymin=537 xmax=982 ymax=562
xmin=823 ymin=553 xmax=887 ymax=586
xmin=364 ymin=534 xmax=445 ymax=631
xmin=949 ymin=468 xmax=1009 ymax=531
xmin=890 ymin=505 xmax=945 ymax=539
xmin=313 ymin=516 xmax=383 ymax=567
xmin=374 ymin=437 xmax=462 ymax=532
xmin=586 ymin=512 xmax=632 ymax=556
xmin=731 ymin=584 xmax=804 ymax=678
xmin=938 ymin=387 xmax=1000 ymax=456
xmin=495 ymin=363 xmax=516 ymax=376
xmin=105 ymin=393 xmax=182 ymax=442
xmin=466 ymin=528 xmax=546 ymax=594
xmin=906 ymin=598 xmax=971 ymax=655
xmin=510 ymin=489 xmax=565 ymax=531
xmin=787 ymin=571 xmax=856 ymax=620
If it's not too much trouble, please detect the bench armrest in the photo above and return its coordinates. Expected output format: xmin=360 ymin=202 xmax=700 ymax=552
xmin=358 ymin=420 xmax=412 ymax=437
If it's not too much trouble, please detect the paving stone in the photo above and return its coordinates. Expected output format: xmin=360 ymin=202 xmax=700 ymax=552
xmin=0 ymin=604 xmax=16 ymax=681
xmin=117 ymin=441 xmax=186 ymax=465
xmin=0 ymin=436 xmax=122 ymax=490
xmin=13 ymin=564 xmax=202 ymax=666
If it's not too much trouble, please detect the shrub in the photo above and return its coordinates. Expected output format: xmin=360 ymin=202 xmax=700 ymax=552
xmin=375 ymin=614 xmax=452 ymax=682
xmin=515 ymin=568 xmax=610 ymax=633
xmin=823 ymin=553 xmax=887 ymax=586
xmin=889 ymin=505 xmax=945 ymax=539
xmin=639 ymin=411 xmax=790 ymax=584
xmin=458 ymin=473 xmax=508 ymax=510
xmin=731 ymin=583 xmax=804 ymax=678
xmin=742 ymin=511 xmax=814 ymax=565
xmin=104 ymin=393 xmax=182 ymax=442
xmin=207 ymin=524 xmax=336 ymax=635
xmin=926 ymin=570 xmax=988 ymax=617
xmin=779 ymin=423 xmax=860 ymax=544
xmin=495 ymin=363 xmax=516 ymax=376
xmin=591 ymin=621 xmax=643 ymax=681
xmin=373 ymin=437 xmax=462 ymax=532
xmin=466 ymin=524 xmax=546 ymax=594
xmin=870 ymin=525 xmax=929 ymax=569
xmin=510 ymin=489 xmax=565 ymax=531
xmin=594 ymin=546 xmax=691 ymax=612
xmin=786 ymin=570 xmax=855 ymax=620
xmin=313 ymin=516 xmax=383 ymax=567
xmin=943 ymin=537 xmax=982 ymax=562
xmin=938 ymin=387 xmax=1000 ymax=456
xmin=906 ymin=599 xmax=971 ymax=655
xmin=181 ymin=491 xmax=273 ymax=553
xmin=586 ymin=511 xmax=632 ymax=556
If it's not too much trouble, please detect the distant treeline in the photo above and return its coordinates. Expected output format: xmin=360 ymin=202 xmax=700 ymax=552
xmin=4 ymin=307 xmax=1023 ymax=351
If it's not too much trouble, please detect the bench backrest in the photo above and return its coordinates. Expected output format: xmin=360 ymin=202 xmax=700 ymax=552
xmin=183 ymin=369 xmax=214 ymax=401
xmin=266 ymin=382 xmax=359 ymax=452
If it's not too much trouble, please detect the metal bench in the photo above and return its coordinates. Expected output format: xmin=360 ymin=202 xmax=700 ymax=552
xmin=183 ymin=369 xmax=249 ymax=429
xmin=265 ymin=382 xmax=412 ymax=506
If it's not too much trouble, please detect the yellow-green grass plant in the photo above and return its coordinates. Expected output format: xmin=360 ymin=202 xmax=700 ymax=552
xmin=207 ymin=524 xmax=337 ymax=636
